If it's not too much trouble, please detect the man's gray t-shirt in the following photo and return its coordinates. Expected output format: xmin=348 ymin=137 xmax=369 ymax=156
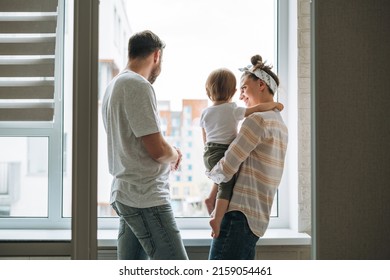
xmin=102 ymin=70 xmax=171 ymax=208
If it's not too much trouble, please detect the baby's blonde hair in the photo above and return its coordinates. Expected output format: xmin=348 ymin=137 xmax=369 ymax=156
xmin=205 ymin=68 xmax=236 ymax=102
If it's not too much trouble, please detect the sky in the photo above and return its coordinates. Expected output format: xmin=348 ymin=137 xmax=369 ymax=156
xmin=124 ymin=0 xmax=276 ymax=110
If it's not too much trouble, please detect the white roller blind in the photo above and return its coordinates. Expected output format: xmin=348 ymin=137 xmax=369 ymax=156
xmin=0 ymin=0 xmax=59 ymax=121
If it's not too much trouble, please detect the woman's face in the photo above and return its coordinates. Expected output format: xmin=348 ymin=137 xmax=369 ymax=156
xmin=239 ymin=75 xmax=261 ymax=107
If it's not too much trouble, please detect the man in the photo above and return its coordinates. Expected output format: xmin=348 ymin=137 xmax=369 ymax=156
xmin=206 ymin=55 xmax=288 ymax=259
xmin=102 ymin=30 xmax=188 ymax=260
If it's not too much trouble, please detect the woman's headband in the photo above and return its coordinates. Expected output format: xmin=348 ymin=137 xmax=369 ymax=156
xmin=239 ymin=65 xmax=278 ymax=94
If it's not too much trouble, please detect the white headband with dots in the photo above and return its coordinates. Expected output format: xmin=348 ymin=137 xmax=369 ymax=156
xmin=239 ymin=66 xmax=278 ymax=94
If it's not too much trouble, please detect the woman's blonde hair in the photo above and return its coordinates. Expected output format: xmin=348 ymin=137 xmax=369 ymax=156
xmin=205 ymin=68 xmax=236 ymax=102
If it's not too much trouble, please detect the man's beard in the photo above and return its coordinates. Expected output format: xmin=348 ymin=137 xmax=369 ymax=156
xmin=148 ymin=61 xmax=161 ymax=84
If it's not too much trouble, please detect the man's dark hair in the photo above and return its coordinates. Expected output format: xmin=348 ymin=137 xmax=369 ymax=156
xmin=128 ymin=30 xmax=165 ymax=59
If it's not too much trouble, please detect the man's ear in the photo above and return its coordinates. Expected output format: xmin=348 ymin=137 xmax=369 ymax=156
xmin=153 ymin=50 xmax=161 ymax=63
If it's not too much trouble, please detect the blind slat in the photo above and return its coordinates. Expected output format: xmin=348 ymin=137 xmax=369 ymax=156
xmin=0 ymin=86 xmax=54 ymax=99
xmin=0 ymin=108 xmax=54 ymax=121
xmin=0 ymin=64 xmax=54 ymax=77
xmin=0 ymin=0 xmax=58 ymax=12
xmin=0 ymin=21 xmax=56 ymax=33
xmin=0 ymin=59 xmax=55 ymax=77
xmin=0 ymin=42 xmax=55 ymax=55
xmin=0 ymin=80 xmax=54 ymax=99
xmin=0 ymin=36 xmax=55 ymax=43
xmin=0 ymin=102 xmax=54 ymax=108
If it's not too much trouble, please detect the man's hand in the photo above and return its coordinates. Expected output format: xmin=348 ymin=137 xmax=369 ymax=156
xmin=171 ymin=146 xmax=182 ymax=171
xmin=142 ymin=132 xmax=179 ymax=164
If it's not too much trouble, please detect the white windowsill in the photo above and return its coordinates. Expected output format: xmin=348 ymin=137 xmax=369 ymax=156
xmin=0 ymin=229 xmax=311 ymax=247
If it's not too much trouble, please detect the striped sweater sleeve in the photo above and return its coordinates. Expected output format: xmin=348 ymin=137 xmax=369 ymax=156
xmin=206 ymin=115 xmax=265 ymax=183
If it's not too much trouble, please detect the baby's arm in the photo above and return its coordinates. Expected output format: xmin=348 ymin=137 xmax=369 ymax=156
xmin=244 ymin=102 xmax=284 ymax=117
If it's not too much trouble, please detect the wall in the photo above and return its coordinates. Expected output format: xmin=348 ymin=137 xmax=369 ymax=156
xmin=97 ymin=246 xmax=311 ymax=260
xmin=0 ymin=245 xmax=310 ymax=260
xmin=313 ymin=0 xmax=390 ymax=259
xmin=297 ymin=0 xmax=311 ymax=234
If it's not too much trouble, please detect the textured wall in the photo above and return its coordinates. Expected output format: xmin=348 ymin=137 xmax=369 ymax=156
xmin=313 ymin=0 xmax=390 ymax=259
xmin=298 ymin=0 xmax=312 ymax=233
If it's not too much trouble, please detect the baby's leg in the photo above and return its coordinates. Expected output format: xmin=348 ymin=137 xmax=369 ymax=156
xmin=209 ymin=198 xmax=229 ymax=238
xmin=205 ymin=183 xmax=218 ymax=215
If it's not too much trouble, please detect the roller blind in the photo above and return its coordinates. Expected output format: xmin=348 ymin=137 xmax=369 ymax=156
xmin=0 ymin=0 xmax=59 ymax=121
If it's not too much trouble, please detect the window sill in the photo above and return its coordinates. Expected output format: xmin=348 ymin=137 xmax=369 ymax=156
xmin=0 ymin=229 xmax=311 ymax=247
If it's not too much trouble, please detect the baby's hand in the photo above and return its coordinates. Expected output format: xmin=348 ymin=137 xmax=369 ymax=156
xmin=275 ymin=102 xmax=284 ymax=111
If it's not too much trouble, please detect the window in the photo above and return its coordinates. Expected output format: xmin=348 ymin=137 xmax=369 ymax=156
xmin=0 ymin=0 xmax=69 ymax=227
xmin=0 ymin=0 xmax=290 ymax=231
xmin=97 ymin=0 xmax=287 ymax=229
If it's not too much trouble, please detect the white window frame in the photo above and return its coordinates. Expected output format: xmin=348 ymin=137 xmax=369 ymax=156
xmin=0 ymin=0 xmax=293 ymax=232
xmin=98 ymin=0 xmax=292 ymax=231
xmin=0 ymin=0 xmax=68 ymax=229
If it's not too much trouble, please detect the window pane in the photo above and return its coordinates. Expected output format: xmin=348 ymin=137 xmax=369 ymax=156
xmin=98 ymin=0 xmax=277 ymax=218
xmin=0 ymin=137 xmax=48 ymax=217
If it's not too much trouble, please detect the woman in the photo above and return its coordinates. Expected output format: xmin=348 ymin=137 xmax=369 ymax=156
xmin=206 ymin=54 xmax=288 ymax=260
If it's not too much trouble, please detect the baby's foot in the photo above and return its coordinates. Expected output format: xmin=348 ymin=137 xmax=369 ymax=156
xmin=209 ymin=217 xmax=221 ymax=238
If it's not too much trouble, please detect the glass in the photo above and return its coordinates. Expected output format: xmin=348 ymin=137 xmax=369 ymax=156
xmin=97 ymin=0 xmax=277 ymax=218
xmin=0 ymin=137 xmax=48 ymax=217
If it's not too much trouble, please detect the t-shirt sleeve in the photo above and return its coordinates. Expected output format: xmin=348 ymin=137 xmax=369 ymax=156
xmin=199 ymin=109 xmax=206 ymax=128
xmin=124 ymin=81 xmax=160 ymax=138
